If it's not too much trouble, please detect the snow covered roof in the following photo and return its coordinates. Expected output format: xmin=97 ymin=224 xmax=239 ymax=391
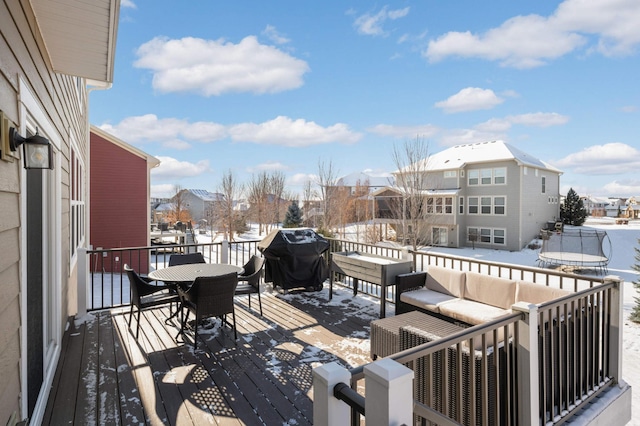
xmin=399 ymin=140 xmax=562 ymax=174
xmin=187 ymin=189 xmax=224 ymax=201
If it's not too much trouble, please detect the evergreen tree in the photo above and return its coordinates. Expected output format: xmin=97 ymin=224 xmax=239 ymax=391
xmin=630 ymin=239 xmax=640 ymax=323
xmin=560 ymin=188 xmax=588 ymax=226
xmin=283 ymin=201 xmax=303 ymax=228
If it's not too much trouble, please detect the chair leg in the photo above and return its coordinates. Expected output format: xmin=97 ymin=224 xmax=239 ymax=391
xmin=128 ymin=305 xmax=134 ymax=327
xmin=231 ymin=309 xmax=237 ymax=340
xmin=257 ymin=292 xmax=263 ymax=316
xmin=136 ymin=309 xmax=142 ymax=339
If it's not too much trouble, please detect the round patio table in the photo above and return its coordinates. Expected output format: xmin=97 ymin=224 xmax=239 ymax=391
xmin=148 ymin=263 xmax=243 ymax=283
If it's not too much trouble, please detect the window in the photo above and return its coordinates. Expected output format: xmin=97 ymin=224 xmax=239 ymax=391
xmin=426 ymin=197 xmax=434 ymax=214
xmin=435 ymin=197 xmax=443 ymax=214
xmin=71 ymin=149 xmax=85 ymax=257
xmin=444 ymin=197 xmax=453 ymax=214
xmin=481 ymin=197 xmax=492 ymax=214
xmin=494 ymin=168 xmax=506 ymax=184
xmin=468 ymin=197 xmax=478 ymax=214
xmin=444 ymin=170 xmax=457 ymax=178
xmin=494 ymin=197 xmax=505 ymax=215
xmin=459 ymin=197 xmax=464 ymax=214
xmin=481 ymin=169 xmax=492 ymax=185
xmin=542 ymin=176 xmax=546 ymax=193
xmin=467 ymin=227 xmax=506 ymax=245
xmin=468 ymin=170 xmax=479 ymax=185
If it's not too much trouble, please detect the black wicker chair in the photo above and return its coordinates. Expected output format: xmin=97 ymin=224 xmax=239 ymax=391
xmin=178 ymin=272 xmax=239 ymax=347
xmin=235 ymin=255 xmax=265 ymax=315
xmin=168 ymin=252 xmax=206 ymax=266
xmin=125 ymin=264 xmax=180 ymax=338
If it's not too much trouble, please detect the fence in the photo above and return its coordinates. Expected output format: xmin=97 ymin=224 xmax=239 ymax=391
xmin=79 ymin=240 xmax=260 ymax=312
xmin=315 ymin=276 xmax=624 ymax=425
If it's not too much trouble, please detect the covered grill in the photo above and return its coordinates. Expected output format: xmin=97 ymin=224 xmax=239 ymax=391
xmin=257 ymin=228 xmax=329 ymax=291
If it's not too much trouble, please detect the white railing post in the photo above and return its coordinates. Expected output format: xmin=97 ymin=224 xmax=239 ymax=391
xmin=512 ymin=301 xmax=539 ymax=426
xmin=364 ymin=358 xmax=414 ymax=426
xmin=312 ymin=362 xmax=351 ymax=426
xmin=77 ymin=247 xmax=89 ymax=316
xmin=221 ymin=240 xmax=229 ymax=264
xmin=604 ymin=275 xmax=623 ymax=381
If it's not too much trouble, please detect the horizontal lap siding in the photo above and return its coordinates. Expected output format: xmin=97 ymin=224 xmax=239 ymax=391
xmin=1 ymin=0 xmax=84 ymax=422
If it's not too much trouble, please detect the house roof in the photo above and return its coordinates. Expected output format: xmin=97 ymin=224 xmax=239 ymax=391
xmin=186 ymin=189 xmax=224 ymax=201
xmin=29 ymin=0 xmax=120 ymax=84
xmin=399 ymin=140 xmax=562 ymax=174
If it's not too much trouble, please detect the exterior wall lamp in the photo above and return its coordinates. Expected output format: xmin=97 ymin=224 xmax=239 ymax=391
xmin=8 ymin=127 xmax=53 ymax=170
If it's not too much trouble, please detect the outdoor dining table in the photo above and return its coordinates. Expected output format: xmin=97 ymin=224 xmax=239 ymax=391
xmin=148 ymin=263 xmax=243 ymax=284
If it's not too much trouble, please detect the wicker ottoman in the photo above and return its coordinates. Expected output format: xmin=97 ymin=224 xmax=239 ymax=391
xmin=370 ymin=311 xmax=464 ymax=359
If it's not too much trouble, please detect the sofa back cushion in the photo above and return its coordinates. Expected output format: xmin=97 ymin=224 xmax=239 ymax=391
xmin=515 ymin=281 xmax=571 ymax=305
xmin=464 ymin=271 xmax=516 ymax=310
xmin=425 ymin=265 xmax=465 ymax=298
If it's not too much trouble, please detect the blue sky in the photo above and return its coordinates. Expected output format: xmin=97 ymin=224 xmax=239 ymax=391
xmin=90 ymin=0 xmax=640 ymax=200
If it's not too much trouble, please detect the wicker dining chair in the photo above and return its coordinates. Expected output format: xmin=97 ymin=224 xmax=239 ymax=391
xmin=168 ymin=252 xmax=206 ymax=266
xmin=178 ymin=272 xmax=239 ymax=347
xmin=235 ymin=255 xmax=265 ymax=315
xmin=124 ymin=264 xmax=180 ymax=338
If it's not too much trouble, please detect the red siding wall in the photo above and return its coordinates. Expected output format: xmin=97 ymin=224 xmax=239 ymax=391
xmin=90 ymin=132 xmax=150 ymax=273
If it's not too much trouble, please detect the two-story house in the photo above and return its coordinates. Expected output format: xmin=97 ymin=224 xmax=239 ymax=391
xmin=373 ymin=140 xmax=562 ymax=251
xmin=0 ymin=1 xmax=119 ymax=423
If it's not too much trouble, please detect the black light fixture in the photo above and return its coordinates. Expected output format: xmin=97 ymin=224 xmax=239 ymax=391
xmin=9 ymin=127 xmax=53 ymax=169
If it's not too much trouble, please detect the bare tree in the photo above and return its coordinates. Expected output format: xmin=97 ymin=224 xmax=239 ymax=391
xmin=218 ymin=170 xmax=243 ymax=241
xmin=167 ymin=185 xmax=191 ymax=225
xmin=391 ymin=136 xmax=433 ymax=251
xmin=246 ymin=172 xmax=270 ymax=235
xmin=316 ymin=159 xmax=340 ymax=233
xmin=302 ymin=178 xmax=319 ymax=227
xmin=269 ymin=171 xmax=286 ymax=229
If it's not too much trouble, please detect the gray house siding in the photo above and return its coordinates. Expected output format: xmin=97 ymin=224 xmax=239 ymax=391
xmin=0 ymin=1 xmax=102 ymax=422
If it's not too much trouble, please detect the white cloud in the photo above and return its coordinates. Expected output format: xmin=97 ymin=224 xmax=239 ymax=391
xmin=134 ymin=36 xmax=309 ymax=96
xmin=151 ymin=184 xmax=176 ymax=199
xmin=435 ymin=87 xmax=504 ymax=113
xmin=151 ymin=156 xmax=211 ymax=180
xmin=424 ymin=0 xmax=640 ymax=68
xmin=262 ymin=25 xmax=291 ymax=45
xmin=354 ymin=6 xmax=410 ymax=36
xmin=507 ymin=112 xmax=570 ymax=127
xmin=603 ymin=180 xmax=640 ymax=197
xmin=228 ymin=116 xmax=362 ymax=147
xmin=620 ymin=105 xmax=638 ymax=113
xmin=367 ymin=124 xmax=439 ymax=139
xmin=120 ymin=0 xmax=136 ymax=8
xmin=438 ymin=128 xmax=507 ymax=147
xmin=98 ymin=114 xmax=226 ymax=145
xmin=554 ymin=143 xmax=640 ymax=174
xmin=247 ymin=161 xmax=290 ymax=173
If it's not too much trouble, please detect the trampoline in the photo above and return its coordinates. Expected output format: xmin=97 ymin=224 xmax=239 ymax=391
xmin=537 ymin=228 xmax=611 ymax=274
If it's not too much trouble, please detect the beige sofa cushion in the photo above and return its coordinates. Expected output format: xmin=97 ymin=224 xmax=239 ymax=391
xmin=400 ymin=288 xmax=458 ymax=313
xmin=464 ymin=271 xmax=516 ymax=310
xmin=515 ymin=281 xmax=571 ymax=305
xmin=438 ymin=299 xmax=512 ymax=326
xmin=425 ymin=265 xmax=465 ymax=298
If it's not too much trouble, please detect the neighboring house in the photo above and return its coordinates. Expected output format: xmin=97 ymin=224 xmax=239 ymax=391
xmin=604 ymin=197 xmax=626 ymax=217
xmin=373 ymin=140 xmax=562 ymax=251
xmin=336 ymin=171 xmax=394 ymax=195
xmin=582 ymin=195 xmax=610 ymax=217
xmin=174 ymin=188 xmax=224 ymax=223
xmin=89 ymin=126 xmax=159 ymax=273
xmin=625 ymin=197 xmax=640 ymax=219
xmin=0 ymin=1 xmax=119 ymax=423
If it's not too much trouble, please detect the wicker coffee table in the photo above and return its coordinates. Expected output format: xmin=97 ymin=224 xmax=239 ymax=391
xmin=370 ymin=311 xmax=464 ymax=359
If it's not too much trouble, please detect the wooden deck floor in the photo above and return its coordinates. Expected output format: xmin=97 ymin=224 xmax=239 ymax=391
xmin=43 ymin=285 xmax=380 ymax=425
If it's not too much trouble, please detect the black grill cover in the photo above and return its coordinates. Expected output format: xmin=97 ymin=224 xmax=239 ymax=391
xmin=257 ymin=228 xmax=329 ymax=291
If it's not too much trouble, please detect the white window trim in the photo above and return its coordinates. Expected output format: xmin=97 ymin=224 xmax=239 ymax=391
xmin=18 ymin=77 xmax=62 ymax=424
